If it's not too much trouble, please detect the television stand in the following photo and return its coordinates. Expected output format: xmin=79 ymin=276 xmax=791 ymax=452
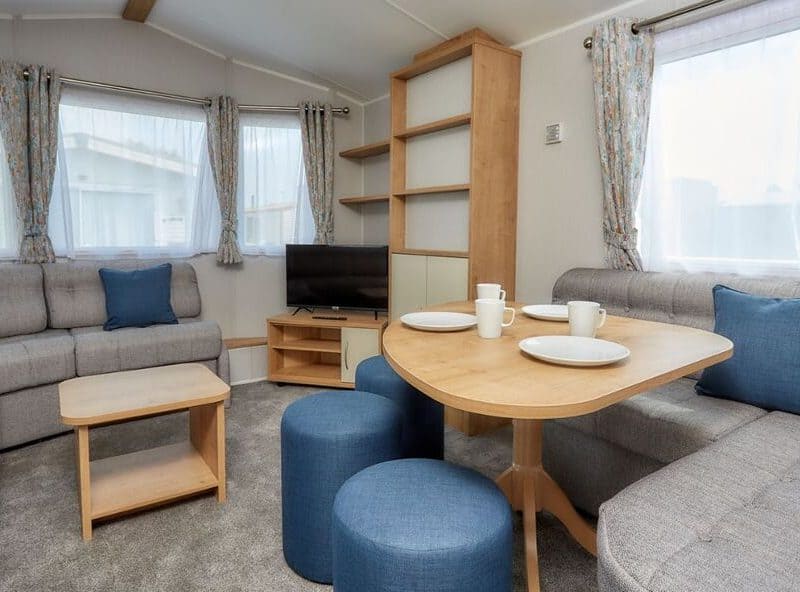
xmin=312 ymin=314 xmax=348 ymax=321
xmin=267 ymin=311 xmax=388 ymax=388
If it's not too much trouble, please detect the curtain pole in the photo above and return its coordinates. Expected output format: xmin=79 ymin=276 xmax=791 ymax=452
xmin=583 ymin=0 xmax=732 ymax=49
xmin=20 ymin=71 xmax=350 ymax=115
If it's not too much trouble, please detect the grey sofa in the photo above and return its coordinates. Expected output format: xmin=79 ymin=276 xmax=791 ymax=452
xmin=548 ymin=268 xmax=800 ymax=591
xmin=0 ymin=260 xmax=229 ymax=449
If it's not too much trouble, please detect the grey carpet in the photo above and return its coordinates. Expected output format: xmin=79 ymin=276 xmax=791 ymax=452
xmin=0 ymin=381 xmax=597 ymax=591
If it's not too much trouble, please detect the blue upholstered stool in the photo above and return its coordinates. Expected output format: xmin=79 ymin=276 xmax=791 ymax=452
xmin=355 ymin=355 xmax=444 ymax=459
xmin=281 ymin=390 xmax=403 ymax=584
xmin=332 ymin=458 xmax=513 ymax=592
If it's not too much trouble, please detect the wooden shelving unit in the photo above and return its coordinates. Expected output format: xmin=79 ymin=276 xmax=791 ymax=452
xmin=339 ymin=193 xmax=390 ymax=205
xmin=394 ymin=113 xmax=471 ymax=139
xmin=393 ymin=247 xmax=469 ymax=258
xmin=339 ymin=139 xmax=390 ymax=159
xmin=388 ymin=28 xmax=521 ymax=437
xmin=267 ymin=312 xmax=387 ymax=388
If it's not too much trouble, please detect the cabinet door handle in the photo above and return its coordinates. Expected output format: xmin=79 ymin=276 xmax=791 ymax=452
xmin=344 ymin=341 xmax=350 ymax=370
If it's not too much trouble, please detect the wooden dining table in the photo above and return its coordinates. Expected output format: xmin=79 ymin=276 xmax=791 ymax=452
xmin=382 ymin=301 xmax=733 ymax=592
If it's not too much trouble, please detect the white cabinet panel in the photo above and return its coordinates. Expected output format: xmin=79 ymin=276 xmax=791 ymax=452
xmin=341 ymin=327 xmax=381 ymax=383
xmin=391 ymin=254 xmax=427 ymax=320
xmin=406 ymin=56 xmax=472 ymax=127
xmin=405 ymin=191 xmax=469 ymax=252
xmin=405 ymin=127 xmax=471 ymax=189
xmin=426 ymin=256 xmax=469 ymax=306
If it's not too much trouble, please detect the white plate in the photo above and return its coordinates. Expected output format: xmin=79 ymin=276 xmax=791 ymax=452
xmin=521 ymin=304 xmax=568 ymax=322
xmin=518 ymin=335 xmax=630 ymax=367
xmin=401 ymin=312 xmax=478 ymax=332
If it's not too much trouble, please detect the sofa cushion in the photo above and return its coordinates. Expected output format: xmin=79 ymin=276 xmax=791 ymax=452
xmin=555 ymin=378 xmax=765 ymax=464
xmin=598 ymin=411 xmax=800 ymax=592
xmin=99 ymin=263 xmax=179 ymax=331
xmin=697 ymin=285 xmax=800 ymax=414
xmin=43 ymin=260 xmax=201 ymax=329
xmin=71 ymin=320 xmax=222 ymax=376
xmin=0 ymin=330 xmax=76 ymax=394
xmin=0 ymin=264 xmax=47 ymax=338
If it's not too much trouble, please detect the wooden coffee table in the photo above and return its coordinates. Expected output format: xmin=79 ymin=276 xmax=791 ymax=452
xmin=382 ymin=301 xmax=733 ymax=592
xmin=59 ymin=363 xmax=230 ymax=540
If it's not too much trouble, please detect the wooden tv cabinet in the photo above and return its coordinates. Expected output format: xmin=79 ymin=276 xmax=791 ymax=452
xmin=267 ymin=311 xmax=387 ymax=388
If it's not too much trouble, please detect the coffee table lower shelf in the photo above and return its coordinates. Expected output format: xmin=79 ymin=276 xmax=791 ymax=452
xmin=90 ymin=441 xmax=219 ymax=520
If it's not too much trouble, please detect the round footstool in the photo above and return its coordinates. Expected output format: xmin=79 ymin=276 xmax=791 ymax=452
xmin=332 ymin=458 xmax=513 ymax=592
xmin=355 ymin=355 xmax=444 ymax=459
xmin=281 ymin=390 xmax=403 ymax=583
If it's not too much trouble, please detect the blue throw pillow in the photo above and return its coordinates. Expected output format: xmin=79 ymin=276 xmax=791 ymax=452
xmin=99 ymin=263 xmax=179 ymax=331
xmin=696 ymin=285 xmax=800 ymax=414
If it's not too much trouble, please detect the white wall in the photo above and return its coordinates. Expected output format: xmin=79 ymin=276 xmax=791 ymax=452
xmin=0 ymin=17 xmax=365 ymax=353
xmin=515 ymin=0 xmax=692 ymax=303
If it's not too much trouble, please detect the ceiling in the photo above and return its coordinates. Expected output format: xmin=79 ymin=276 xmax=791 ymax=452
xmin=0 ymin=0 xmax=631 ymax=101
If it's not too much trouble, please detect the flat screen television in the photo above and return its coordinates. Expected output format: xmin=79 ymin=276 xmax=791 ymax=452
xmin=286 ymin=244 xmax=389 ymax=312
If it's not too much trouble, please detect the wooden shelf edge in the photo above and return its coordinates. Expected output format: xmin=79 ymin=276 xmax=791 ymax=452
xmin=395 ymin=113 xmax=471 ymax=140
xmin=271 ymin=339 xmax=342 ymax=353
xmin=224 ymin=337 xmax=267 ymax=350
xmin=338 ymin=194 xmax=390 ymax=205
xmin=270 ymin=363 xmax=351 ymax=389
xmin=392 ymin=248 xmax=469 ymax=258
xmin=394 ymin=183 xmax=470 ymax=197
xmin=339 ymin=140 xmax=390 ymax=159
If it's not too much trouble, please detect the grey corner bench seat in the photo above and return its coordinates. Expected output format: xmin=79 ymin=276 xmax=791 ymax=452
xmin=598 ymin=411 xmax=800 ymax=592
xmin=0 ymin=260 xmax=229 ymax=450
xmin=545 ymin=268 xmax=800 ymax=515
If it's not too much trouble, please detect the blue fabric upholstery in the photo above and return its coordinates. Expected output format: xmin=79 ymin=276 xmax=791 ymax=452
xmin=696 ymin=285 xmax=800 ymax=414
xmin=98 ymin=263 xmax=178 ymax=331
xmin=355 ymin=355 xmax=444 ymax=459
xmin=332 ymin=458 xmax=513 ymax=592
xmin=280 ymin=390 xmax=403 ymax=584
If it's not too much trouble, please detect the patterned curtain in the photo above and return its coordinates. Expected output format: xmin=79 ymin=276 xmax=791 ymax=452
xmin=298 ymin=102 xmax=334 ymax=245
xmin=591 ymin=18 xmax=655 ymax=270
xmin=206 ymin=96 xmax=242 ymax=264
xmin=0 ymin=61 xmax=61 ymax=263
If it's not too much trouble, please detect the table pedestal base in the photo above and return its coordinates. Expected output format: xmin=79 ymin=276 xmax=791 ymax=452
xmin=495 ymin=419 xmax=597 ymax=592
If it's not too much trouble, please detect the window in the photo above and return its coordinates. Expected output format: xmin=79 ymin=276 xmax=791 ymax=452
xmin=50 ymin=88 xmax=217 ymax=258
xmin=238 ymin=112 xmax=313 ymax=255
xmin=0 ymin=140 xmax=18 ymax=258
xmin=639 ymin=1 xmax=800 ymax=275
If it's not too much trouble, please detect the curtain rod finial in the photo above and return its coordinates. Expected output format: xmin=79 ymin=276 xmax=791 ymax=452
xmin=583 ymin=36 xmax=593 ymax=49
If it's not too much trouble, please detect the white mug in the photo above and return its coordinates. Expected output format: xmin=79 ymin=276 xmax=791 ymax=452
xmin=476 ymin=298 xmax=515 ymax=339
xmin=568 ymin=301 xmax=607 ymax=338
xmin=476 ymin=283 xmax=506 ymax=301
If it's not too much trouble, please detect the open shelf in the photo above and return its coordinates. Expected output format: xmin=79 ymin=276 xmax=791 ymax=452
xmin=395 ymin=113 xmax=471 ymax=140
xmin=338 ymin=194 xmax=390 ymax=205
xmin=339 ymin=140 xmax=390 ymax=159
xmin=271 ymin=338 xmax=341 ymax=353
xmin=394 ymin=183 xmax=470 ymax=197
xmin=90 ymin=442 xmax=217 ymax=520
xmin=392 ymin=248 xmax=469 ymax=258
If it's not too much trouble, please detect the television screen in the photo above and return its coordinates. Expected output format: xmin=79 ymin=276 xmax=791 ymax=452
xmin=286 ymin=245 xmax=389 ymax=311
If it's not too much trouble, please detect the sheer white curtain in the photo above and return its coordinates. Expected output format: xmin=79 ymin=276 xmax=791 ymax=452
xmin=639 ymin=0 xmax=800 ymax=275
xmin=50 ymin=87 xmax=218 ymax=259
xmin=237 ymin=111 xmax=313 ymax=256
xmin=0 ymin=139 xmax=18 ymax=258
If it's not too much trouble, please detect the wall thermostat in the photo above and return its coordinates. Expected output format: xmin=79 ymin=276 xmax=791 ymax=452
xmin=545 ymin=123 xmax=564 ymax=144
